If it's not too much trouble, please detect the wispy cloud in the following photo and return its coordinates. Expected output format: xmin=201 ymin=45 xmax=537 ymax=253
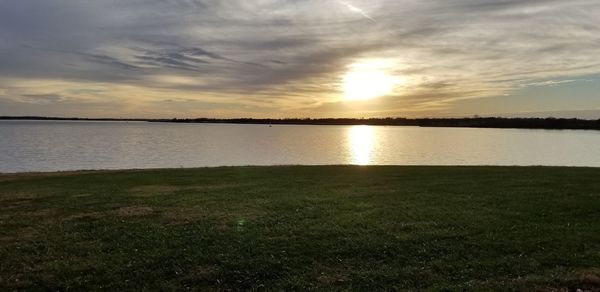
xmin=20 ymin=94 xmax=65 ymax=104
xmin=523 ymin=79 xmax=594 ymax=87
xmin=337 ymin=0 xmax=376 ymax=22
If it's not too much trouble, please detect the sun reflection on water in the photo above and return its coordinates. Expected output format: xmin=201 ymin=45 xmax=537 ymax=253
xmin=349 ymin=125 xmax=375 ymax=165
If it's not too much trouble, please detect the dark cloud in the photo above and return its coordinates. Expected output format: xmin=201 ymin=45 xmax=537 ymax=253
xmin=83 ymin=54 xmax=141 ymax=70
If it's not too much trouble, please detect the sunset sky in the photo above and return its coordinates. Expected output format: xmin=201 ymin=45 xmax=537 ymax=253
xmin=1 ymin=0 xmax=599 ymax=118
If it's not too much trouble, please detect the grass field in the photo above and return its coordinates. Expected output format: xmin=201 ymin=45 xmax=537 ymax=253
xmin=1 ymin=166 xmax=599 ymax=290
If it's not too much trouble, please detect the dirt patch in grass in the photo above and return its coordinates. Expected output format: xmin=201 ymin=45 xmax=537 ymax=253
xmin=191 ymin=265 xmax=221 ymax=278
xmin=396 ymin=221 xmax=441 ymax=231
xmin=317 ymin=273 xmax=351 ymax=285
xmin=162 ymin=207 xmax=208 ymax=224
xmin=0 ymin=192 xmax=49 ymax=215
xmin=577 ymin=268 xmax=600 ymax=286
xmin=161 ymin=206 xmax=262 ymax=227
xmin=128 ymin=183 xmax=247 ymax=197
xmin=471 ymin=269 xmax=600 ymax=291
xmin=129 ymin=185 xmax=186 ymax=196
xmin=115 ymin=206 xmax=154 ymax=217
xmin=0 ymin=235 xmax=16 ymax=242
xmin=527 ymin=268 xmax=600 ymax=291
xmin=72 ymin=193 xmax=94 ymax=198
xmin=22 ymin=209 xmax=56 ymax=217
xmin=64 ymin=207 xmax=156 ymax=220
xmin=314 ymin=265 xmax=352 ymax=286
xmin=0 ymin=169 xmax=146 ymax=180
xmin=0 ymin=176 xmax=22 ymax=183
xmin=534 ymin=288 xmax=568 ymax=292
xmin=0 ymin=227 xmax=39 ymax=242
xmin=179 ymin=265 xmax=223 ymax=287
xmin=0 ymin=192 xmax=42 ymax=202
xmin=1 ymin=201 xmax=34 ymax=210
xmin=65 ymin=211 xmax=106 ymax=221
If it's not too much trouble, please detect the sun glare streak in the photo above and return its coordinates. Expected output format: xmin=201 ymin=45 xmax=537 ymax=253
xmin=349 ymin=125 xmax=375 ymax=165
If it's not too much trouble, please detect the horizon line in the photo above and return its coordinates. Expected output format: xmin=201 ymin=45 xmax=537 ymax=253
xmin=1 ymin=115 xmax=600 ymax=121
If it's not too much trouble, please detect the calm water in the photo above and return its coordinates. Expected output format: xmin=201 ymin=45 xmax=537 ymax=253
xmin=1 ymin=120 xmax=600 ymax=172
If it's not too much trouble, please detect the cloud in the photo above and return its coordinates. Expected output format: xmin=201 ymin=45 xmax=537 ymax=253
xmin=338 ymin=1 xmax=376 ymax=22
xmin=0 ymin=0 xmax=599 ymax=117
xmin=523 ymin=79 xmax=594 ymax=87
xmin=20 ymin=94 xmax=65 ymax=104
xmin=83 ymin=54 xmax=142 ymax=70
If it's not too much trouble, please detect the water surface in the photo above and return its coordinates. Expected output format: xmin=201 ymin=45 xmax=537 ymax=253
xmin=1 ymin=120 xmax=600 ymax=172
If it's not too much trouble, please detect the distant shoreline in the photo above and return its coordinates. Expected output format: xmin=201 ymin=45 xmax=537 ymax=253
xmin=1 ymin=116 xmax=600 ymax=130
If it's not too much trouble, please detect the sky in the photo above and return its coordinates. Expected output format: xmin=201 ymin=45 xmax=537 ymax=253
xmin=1 ymin=0 xmax=599 ymax=119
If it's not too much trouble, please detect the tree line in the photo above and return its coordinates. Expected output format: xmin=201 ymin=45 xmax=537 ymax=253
xmin=3 ymin=116 xmax=600 ymax=130
xmin=158 ymin=117 xmax=600 ymax=130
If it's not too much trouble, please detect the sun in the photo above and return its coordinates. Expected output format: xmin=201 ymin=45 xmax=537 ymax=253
xmin=342 ymin=60 xmax=401 ymax=101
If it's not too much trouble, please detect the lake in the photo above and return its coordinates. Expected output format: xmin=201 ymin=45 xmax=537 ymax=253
xmin=1 ymin=120 xmax=600 ymax=172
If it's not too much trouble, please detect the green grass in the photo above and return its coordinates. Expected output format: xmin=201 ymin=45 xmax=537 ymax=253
xmin=1 ymin=166 xmax=599 ymax=291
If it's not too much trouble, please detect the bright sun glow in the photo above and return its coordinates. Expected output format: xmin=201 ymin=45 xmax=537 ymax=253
xmin=342 ymin=60 xmax=401 ymax=101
